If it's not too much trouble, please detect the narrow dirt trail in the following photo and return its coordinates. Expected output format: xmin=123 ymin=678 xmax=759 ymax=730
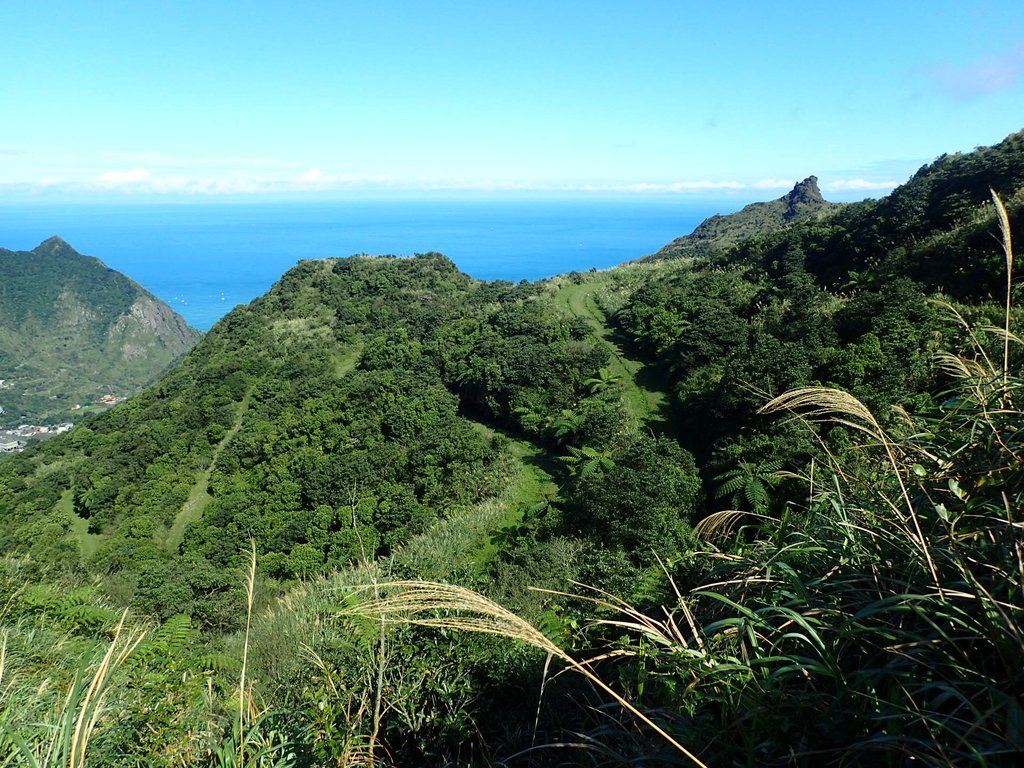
xmin=555 ymin=280 xmax=667 ymax=425
xmin=164 ymin=388 xmax=253 ymax=551
xmin=164 ymin=342 xmax=365 ymax=552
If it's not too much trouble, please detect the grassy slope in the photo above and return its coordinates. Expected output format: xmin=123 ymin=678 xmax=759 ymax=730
xmin=551 ymin=275 xmax=667 ymax=424
xmin=398 ymin=269 xmax=672 ymax=576
xmin=396 ymin=430 xmax=556 ymax=581
xmin=391 ymin=267 xmax=676 ymax=581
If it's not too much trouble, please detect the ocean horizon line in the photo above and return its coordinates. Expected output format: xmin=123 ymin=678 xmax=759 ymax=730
xmin=4 ymin=197 xmax=732 ymax=330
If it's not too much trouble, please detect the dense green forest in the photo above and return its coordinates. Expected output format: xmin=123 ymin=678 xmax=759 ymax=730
xmin=0 ymin=130 xmax=1022 ymax=766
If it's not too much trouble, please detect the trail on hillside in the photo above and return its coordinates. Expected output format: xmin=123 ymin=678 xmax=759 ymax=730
xmin=382 ymin=425 xmax=556 ymax=582
xmin=163 ymin=387 xmax=254 ymax=551
xmin=165 ymin=342 xmax=364 ymax=552
xmin=399 ymin=277 xmax=673 ymax=582
xmin=326 ymin=276 xmax=673 ymax=587
xmin=64 ymin=489 xmax=102 ymax=559
xmin=554 ymin=279 xmax=668 ymax=426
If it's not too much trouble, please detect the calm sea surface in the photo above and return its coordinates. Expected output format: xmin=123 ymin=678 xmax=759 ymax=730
xmin=2 ymin=199 xmax=731 ymax=331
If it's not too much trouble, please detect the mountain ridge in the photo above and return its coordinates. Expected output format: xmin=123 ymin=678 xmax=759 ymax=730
xmin=645 ymin=175 xmax=841 ymax=261
xmin=0 ymin=129 xmax=1022 ymax=766
xmin=0 ymin=237 xmax=202 ymax=423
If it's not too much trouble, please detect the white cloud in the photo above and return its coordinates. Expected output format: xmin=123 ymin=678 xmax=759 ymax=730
xmin=823 ymin=178 xmax=900 ymax=192
xmin=93 ymin=167 xmax=152 ymax=184
xmin=293 ymin=169 xmax=403 ymax=190
xmin=82 ymin=167 xmax=287 ymax=195
xmin=2 ymin=164 xmax=857 ymax=198
xmin=577 ymin=180 xmax=746 ymax=193
xmin=666 ymin=180 xmax=746 ymax=192
xmin=751 ymin=178 xmax=797 ymax=190
xmin=287 ymin=172 xmax=752 ymax=195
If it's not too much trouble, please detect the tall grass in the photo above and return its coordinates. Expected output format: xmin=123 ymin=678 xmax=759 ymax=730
xmin=670 ymin=200 xmax=1022 ymax=764
xmin=993 ymin=188 xmax=1015 ymax=384
xmin=0 ymin=198 xmax=1017 ymax=767
xmin=0 ymin=549 xmax=299 ymax=768
xmin=0 ymin=611 xmax=144 ymax=768
xmin=238 ymin=540 xmax=257 ymax=766
xmin=338 ymin=579 xmax=711 ymax=768
xmin=202 ymin=542 xmax=296 ymax=768
xmin=331 ymin=200 xmax=1023 ymax=766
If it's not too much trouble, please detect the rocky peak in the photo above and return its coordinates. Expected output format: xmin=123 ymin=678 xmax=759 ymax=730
xmin=784 ymin=176 xmax=825 ymax=220
xmin=33 ymin=236 xmax=76 ymax=257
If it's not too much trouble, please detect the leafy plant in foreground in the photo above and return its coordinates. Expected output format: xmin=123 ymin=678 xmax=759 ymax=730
xmin=333 ymin=198 xmax=1023 ymax=766
xmin=0 ymin=612 xmax=144 ymax=768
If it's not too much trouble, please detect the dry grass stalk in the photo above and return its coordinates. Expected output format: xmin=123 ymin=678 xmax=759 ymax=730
xmin=0 ymin=633 xmax=8 ymax=700
xmin=759 ymin=387 xmax=885 ymax=443
xmin=990 ymin=189 xmax=1014 ymax=384
xmin=694 ymin=509 xmax=773 ymax=542
xmin=759 ymin=387 xmax=941 ymax=590
xmin=929 ymin=299 xmax=998 ymax=378
xmin=238 ymin=539 xmax=258 ymax=766
xmin=537 ymin=581 xmax=693 ymax=654
xmin=979 ymin=325 xmax=1023 ymax=346
xmin=342 ymin=581 xmax=560 ymax=654
xmin=338 ymin=580 xmax=710 ymax=768
xmin=933 ymin=351 xmax=987 ymax=380
xmin=70 ymin=610 xmax=145 ymax=768
xmin=652 ymin=552 xmax=707 ymax=652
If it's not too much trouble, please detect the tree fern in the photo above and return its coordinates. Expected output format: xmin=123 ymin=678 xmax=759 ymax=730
xmin=713 ymin=459 xmax=784 ymax=511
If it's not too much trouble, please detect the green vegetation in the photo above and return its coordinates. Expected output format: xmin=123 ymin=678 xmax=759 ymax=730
xmin=551 ymin=273 xmax=668 ymax=423
xmin=163 ymin=386 xmax=253 ymax=551
xmin=0 ymin=237 xmax=201 ymax=424
xmin=645 ymin=175 xmax=840 ymax=261
xmin=0 ymin=130 xmax=1022 ymax=765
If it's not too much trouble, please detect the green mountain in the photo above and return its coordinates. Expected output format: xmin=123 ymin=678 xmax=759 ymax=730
xmin=0 ymin=236 xmax=201 ymax=424
xmin=645 ymin=174 xmax=841 ymax=261
xmin=0 ymin=131 xmax=1021 ymax=766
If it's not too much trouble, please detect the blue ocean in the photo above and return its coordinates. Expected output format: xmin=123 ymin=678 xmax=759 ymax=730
xmin=2 ymin=198 xmax=730 ymax=331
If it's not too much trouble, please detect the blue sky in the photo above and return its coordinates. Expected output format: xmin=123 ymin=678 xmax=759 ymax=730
xmin=2 ymin=1 xmax=1022 ymax=202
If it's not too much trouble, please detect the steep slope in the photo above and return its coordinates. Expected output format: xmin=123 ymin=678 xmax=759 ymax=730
xmin=2 ymin=131 xmax=1022 ymax=611
xmin=0 ymin=237 xmax=201 ymax=423
xmin=646 ymin=175 xmax=841 ymax=261
xmin=1 ymin=252 xmax=696 ymax=617
xmin=0 ymin=131 xmax=1022 ymax=766
xmin=550 ymin=271 xmax=668 ymax=424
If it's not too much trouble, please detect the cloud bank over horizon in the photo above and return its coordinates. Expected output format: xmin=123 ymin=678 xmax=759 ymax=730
xmin=1 ymin=162 xmax=902 ymax=201
xmin=1 ymin=3 xmax=1019 ymax=205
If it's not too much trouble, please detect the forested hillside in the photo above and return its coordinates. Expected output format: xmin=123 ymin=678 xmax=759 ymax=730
xmin=0 ymin=130 xmax=1021 ymax=766
xmin=646 ymin=175 xmax=840 ymax=261
xmin=0 ymin=237 xmax=201 ymax=423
